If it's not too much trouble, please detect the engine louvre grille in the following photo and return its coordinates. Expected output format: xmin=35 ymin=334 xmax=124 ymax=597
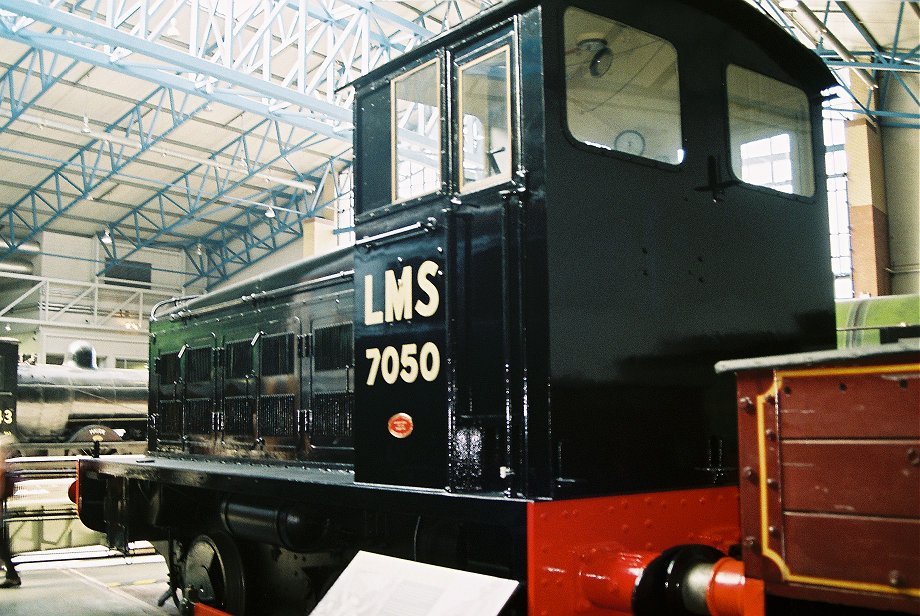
xmin=157 ymin=400 xmax=183 ymax=437
xmin=313 ymin=323 xmax=353 ymax=371
xmin=258 ymin=394 xmax=295 ymax=437
xmin=311 ymin=392 xmax=354 ymax=446
xmin=261 ymin=334 xmax=295 ymax=376
xmin=185 ymin=398 xmax=213 ymax=434
xmin=225 ymin=396 xmax=254 ymax=435
xmin=185 ymin=348 xmax=212 ymax=383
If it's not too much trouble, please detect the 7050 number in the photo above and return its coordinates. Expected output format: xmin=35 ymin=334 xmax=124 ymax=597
xmin=365 ymin=342 xmax=440 ymax=386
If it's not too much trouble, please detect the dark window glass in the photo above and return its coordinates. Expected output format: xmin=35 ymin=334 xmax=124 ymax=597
xmin=314 ymin=323 xmax=353 ymax=371
xmin=261 ymin=334 xmax=295 ymax=376
xmin=185 ymin=347 xmax=212 ymax=383
xmin=357 ymin=87 xmax=392 ymax=212
xmin=226 ymin=341 xmax=253 ymax=379
xmin=157 ymin=352 xmax=180 ymax=384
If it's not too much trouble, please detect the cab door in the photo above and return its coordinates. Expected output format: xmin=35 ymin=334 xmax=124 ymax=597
xmin=447 ymin=28 xmax=523 ymax=494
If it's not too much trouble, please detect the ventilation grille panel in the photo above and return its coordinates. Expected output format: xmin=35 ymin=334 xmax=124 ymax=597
xmin=259 ymin=394 xmax=295 ymax=437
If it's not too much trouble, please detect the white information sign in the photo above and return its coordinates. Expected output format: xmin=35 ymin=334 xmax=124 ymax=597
xmin=312 ymin=551 xmax=519 ymax=616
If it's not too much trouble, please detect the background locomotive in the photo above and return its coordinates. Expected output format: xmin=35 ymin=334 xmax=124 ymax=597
xmin=1 ymin=337 xmax=147 ymax=450
xmin=74 ymin=0 xmax=919 ymax=614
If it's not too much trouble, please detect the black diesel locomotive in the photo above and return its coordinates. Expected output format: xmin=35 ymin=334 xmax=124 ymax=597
xmin=75 ymin=1 xmax=920 ymax=614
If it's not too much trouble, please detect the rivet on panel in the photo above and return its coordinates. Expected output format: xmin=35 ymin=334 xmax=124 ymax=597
xmin=766 ymin=478 xmax=779 ymax=489
xmin=765 ymin=428 xmax=777 ymax=440
xmin=907 ymin=448 xmax=920 ymax=467
xmin=739 ymin=397 xmax=755 ymax=413
xmin=768 ymin=526 xmax=778 ymax=537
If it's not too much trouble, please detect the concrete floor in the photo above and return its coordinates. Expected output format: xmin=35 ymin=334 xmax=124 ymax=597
xmin=0 ymin=547 xmax=180 ymax=616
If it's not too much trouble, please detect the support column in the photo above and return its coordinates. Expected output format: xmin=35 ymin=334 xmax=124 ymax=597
xmin=302 ymin=217 xmax=336 ymax=259
xmin=845 ymin=118 xmax=890 ymax=296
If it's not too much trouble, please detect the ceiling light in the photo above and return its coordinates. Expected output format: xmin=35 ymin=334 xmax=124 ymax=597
xmin=101 ymin=229 xmax=112 ymax=244
xmin=3 ymin=323 xmax=10 ymax=332
xmin=264 ymin=207 xmax=276 ymax=219
xmin=196 ymin=243 xmax=203 ymax=256
xmin=82 ymin=115 xmax=91 ymax=133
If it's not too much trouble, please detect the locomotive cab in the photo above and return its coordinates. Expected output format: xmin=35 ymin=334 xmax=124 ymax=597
xmin=352 ymin=0 xmax=836 ymax=497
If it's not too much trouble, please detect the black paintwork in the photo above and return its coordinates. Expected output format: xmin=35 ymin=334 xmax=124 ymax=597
xmin=78 ymin=1 xmax=837 ymax=613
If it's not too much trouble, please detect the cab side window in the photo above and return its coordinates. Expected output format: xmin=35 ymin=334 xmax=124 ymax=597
xmin=392 ymin=59 xmax=442 ymax=202
xmin=564 ymin=7 xmax=683 ymax=164
xmin=458 ymin=45 xmax=513 ymax=192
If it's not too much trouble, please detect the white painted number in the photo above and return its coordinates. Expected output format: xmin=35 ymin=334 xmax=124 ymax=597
xmin=1 ymin=409 xmax=12 ymax=424
xmin=366 ymin=343 xmax=440 ymax=386
xmin=400 ymin=343 xmax=419 ymax=383
xmin=419 ymin=342 xmax=440 ymax=382
xmin=381 ymin=346 xmax=400 ymax=384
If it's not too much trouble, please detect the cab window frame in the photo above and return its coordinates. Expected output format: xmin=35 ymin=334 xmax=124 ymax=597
xmin=390 ymin=56 xmax=445 ymax=205
xmin=454 ymin=36 xmax=516 ymax=195
xmin=560 ymin=5 xmax=686 ymax=167
xmin=725 ymin=63 xmax=817 ymax=198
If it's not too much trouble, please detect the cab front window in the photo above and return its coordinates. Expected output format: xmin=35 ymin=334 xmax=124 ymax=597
xmin=727 ymin=64 xmax=815 ymax=196
xmin=564 ymin=7 xmax=683 ymax=164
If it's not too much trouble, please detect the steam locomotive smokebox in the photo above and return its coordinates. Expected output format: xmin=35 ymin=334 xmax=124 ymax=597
xmin=354 ymin=224 xmax=450 ymax=488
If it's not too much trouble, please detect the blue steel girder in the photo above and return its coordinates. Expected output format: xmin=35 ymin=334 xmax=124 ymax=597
xmin=187 ymin=194 xmax=323 ymax=286
xmin=0 ymin=0 xmax=462 ymax=136
xmin=0 ymin=47 xmax=78 ymax=132
xmin=185 ymin=156 xmax=352 ymax=287
xmin=97 ymin=118 xmax=331 ymax=274
xmin=187 ymin=190 xmax=307 ymax=286
xmin=0 ymin=84 xmax=208 ymax=259
xmin=0 ymin=0 xmax=355 ymax=138
xmin=752 ymin=0 xmax=919 ymax=127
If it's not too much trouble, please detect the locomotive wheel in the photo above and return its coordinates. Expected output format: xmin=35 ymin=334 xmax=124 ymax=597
xmin=183 ymin=533 xmax=246 ymax=616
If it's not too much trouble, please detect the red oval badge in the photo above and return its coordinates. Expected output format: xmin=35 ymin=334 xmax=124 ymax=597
xmin=387 ymin=413 xmax=414 ymax=439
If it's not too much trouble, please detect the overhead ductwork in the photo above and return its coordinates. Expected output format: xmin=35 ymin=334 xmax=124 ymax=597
xmin=1 ymin=238 xmax=41 ymax=256
xmin=0 ymin=237 xmax=39 ymax=275
xmin=0 ymin=259 xmax=34 ymax=275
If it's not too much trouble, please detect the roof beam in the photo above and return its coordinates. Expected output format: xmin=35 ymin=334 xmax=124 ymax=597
xmin=0 ymin=47 xmax=79 ymax=132
xmin=96 ymin=119 xmax=330 ymax=276
xmin=184 ymin=156 xmax=352 ymax=287
xmin=0 ymin=84 xmax=207 ymax=260
xmin=0 ymin=0 xmax=357 ymax=138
